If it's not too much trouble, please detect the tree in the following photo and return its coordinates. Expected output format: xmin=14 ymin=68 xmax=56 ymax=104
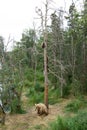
xmin=0 ymin=36 xmax=5 ymax=65
xmin=79 ymin=0 xmax=87 ymax=92
xmin=43 ymin=0 xmax=49 ymax=108
xmin=17 ymin=29 xmax=36 ymax=68
xmin=36 ymin=0 xmax=50 ymax=108
xmin=48 ymin=11 xmax=65 ymax=97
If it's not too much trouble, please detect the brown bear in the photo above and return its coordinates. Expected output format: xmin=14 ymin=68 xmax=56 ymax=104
xmin=35 ymin=103 xmax=48 ymax=116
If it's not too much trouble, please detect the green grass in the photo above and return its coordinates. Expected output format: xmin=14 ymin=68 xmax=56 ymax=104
xmin=34 ymin=124 xmax=42 ymax=129
xmin=65 ymin=96 xmax=87 ymax=113
xmin=47 ymin=110 xmax=87 ymax=130
xmin=65 ymin=99 xmax=82 ymax=112
xmin=47 ymin=116 xmax=68 ymax=130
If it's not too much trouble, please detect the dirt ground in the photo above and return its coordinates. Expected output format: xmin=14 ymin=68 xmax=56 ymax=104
xmin=0 ymin=95 xmax=71 ymax=130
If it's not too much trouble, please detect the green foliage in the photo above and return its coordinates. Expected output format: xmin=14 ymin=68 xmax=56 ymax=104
xmin=68 ymin=111 xmax=87 ymax=130
xmin=47 ymin=116 xmax=68 ymax=130
xmin=65 ymin=99 xmax=82 ymax=112
xmin=24 ymin=80 xmax=34 ymax=88
xmin=34 ymin=124 xmax=42 ymax=129
xmin=47 ymin=111 xmax=87 ymax=130
xmin=35 ymin=71 xmax=44 ymax=82
xmin=1 ymin=0 xmax=87 ymax=115
xmin=29 ymin=92 xmax=44 ymax=105
xmin=65 ymin=96 xmax=87 ymax=113
xmin=26 ymin=87 xmax=44 ymax=105
xmin=48 ymin=88 xmax=60 ymax=105
xmin=26 ymin=85 xmax=62 ymax=106
xmin=34 ymin=82 xmax=44 ymax=92
xmin=0 ymin=36 xmax=4 ymax=58
xmin=24 ymin=68 xmax=34 ymax=82
xmin=63 ymin=85 xmax=71 ymax=97
xmin=70 ymin=80 xmax=81 ymax=96
xmin=11 ymin=98 xmax=26 ymax=114
xmin=26 ymin=86 xmax=62 ymax=106
xmin=11 ymin=98 xmax=19 ymax=113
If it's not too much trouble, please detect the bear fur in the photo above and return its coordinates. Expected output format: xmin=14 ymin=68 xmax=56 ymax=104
xmin=35 ymin=103 xmax=48 ymax=116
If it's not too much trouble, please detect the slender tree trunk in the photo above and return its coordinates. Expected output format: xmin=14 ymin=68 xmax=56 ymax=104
xmin=44 ymin=46 xmax=48 ymax=108
xmin=44 ymin=0 xmax=49 ymax=109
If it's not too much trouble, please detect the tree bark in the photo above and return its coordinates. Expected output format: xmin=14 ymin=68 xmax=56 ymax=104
xmin=44 ymin=0 xmax=49 ymax=109
xmin=44 ymin=44 xmax=48 ymax=108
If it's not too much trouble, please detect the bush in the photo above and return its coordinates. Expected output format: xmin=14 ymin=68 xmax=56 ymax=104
xmin=30 ymin=92 xmax=44 ymax=104
xmin=65 ymin=99 xmax=83 ymax=112
xmin=63 ymin=85 xmax=71 ymax=97
xmin=26 ymin=87 xmax=44 ymax=105
xmin=70 ymin=80 xmax=81 ymax=96
xmin=68 ymin=111 xmax=87 ymax=130
xmin=24 ymin=68 xmax=34 ymax=82
xmin=34 ymin=82 xmax=44 ymax=92
xmin=47 ymin=111 xmax=87 ymax=130
xmin=48 ymin=88 xmax=60 ymax=105
xmin=65 ymin=96 xmax=87 ymax=113
xmin=11 ymin=98 xmax=26 ymax=114
xmin=24 ymin=80 xmax=34 ymax=88
xmin=36 ymin=71 xmax=44 ymax=82
xmin=47 ymin=116 xmax=68 ymax=130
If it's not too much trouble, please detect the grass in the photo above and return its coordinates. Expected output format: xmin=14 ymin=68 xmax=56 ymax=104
xmin=26 ymin=125 xmax=43 ymax=130
xmin=34 ymin=124 xmax=42 ymax=129
xmin=65 ymin=96 xmax=87 ymax=113
xmin=65 ymin=99 xmax=82 ymax=112
xmin=46 ymin=110 xmax=87 ymax=130
xmin=47 ymin=116 xmax=68 ymax=130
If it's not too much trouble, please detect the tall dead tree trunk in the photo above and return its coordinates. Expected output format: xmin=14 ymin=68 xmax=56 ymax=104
xmin=44 ymin=0 xmax=49 ymax=109
xmin=36 ymin=0 xmax=49 ymax=108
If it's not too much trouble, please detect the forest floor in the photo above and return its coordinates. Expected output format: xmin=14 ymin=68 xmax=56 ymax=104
xmin=0 ymin=94 xmax=72 ymax=130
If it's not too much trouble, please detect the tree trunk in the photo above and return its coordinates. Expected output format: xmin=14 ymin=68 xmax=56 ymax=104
xmin=44 ymin=44 xmax=48 ymax=108
xmin=44 ymin=0 xmax=49 ymax=109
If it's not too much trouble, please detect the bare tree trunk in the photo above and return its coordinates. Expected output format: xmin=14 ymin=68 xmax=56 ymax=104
xmin=44 ymin=45 xmax=48 ymax=108
xmin=44 ymin=0 xmax=49 ymax=109
xmin=35 ymin=0 xmax=49 ymax=109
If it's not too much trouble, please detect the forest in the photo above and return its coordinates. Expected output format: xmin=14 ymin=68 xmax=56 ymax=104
xmin=0 ymin=0 xmax=87 ymax=130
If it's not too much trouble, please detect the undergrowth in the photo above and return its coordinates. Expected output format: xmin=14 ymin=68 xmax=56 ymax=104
xmin=47 ymin=110 xmax=87 ymax=130
xmin=26 ymin=87 xmax=60 ymax=105
xmin=65 ymin=96 xmax=87 ymax=113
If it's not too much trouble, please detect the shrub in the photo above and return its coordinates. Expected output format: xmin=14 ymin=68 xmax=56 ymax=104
xmin=24 ymin=80 xmax=34 ymax=88
xmin=47 ymin=116 xmax=68 ymax=130
xmin=11 ymin=98 xmax=26 ymax=114
xmin=26 ymin=87 xmax=44 ymax=105
xmin=48 ymin=88 xmax=60 ymax=105
xmin=65 ymin=99 xmax=83 ymax=112
xmin=36 ymin=71 xmax=44 ymax=82
xmin=70 ymin=80 xmax=81 ymax=96
xmin=34 ymin=82 xmax=44 ymax=92
xmin=47 ymin=111 xmax=87 ymax=130
xmin=68 ymin=111 xmax=87 ymax=130
xmin=63 ymin=85 xmax=71 ymax=97
xmin=30 ymin=92 xmax=44 ymax=104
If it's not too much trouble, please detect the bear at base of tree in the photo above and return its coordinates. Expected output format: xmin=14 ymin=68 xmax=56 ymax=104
xmin=35 ymin=103 xmax=48 ymax=116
